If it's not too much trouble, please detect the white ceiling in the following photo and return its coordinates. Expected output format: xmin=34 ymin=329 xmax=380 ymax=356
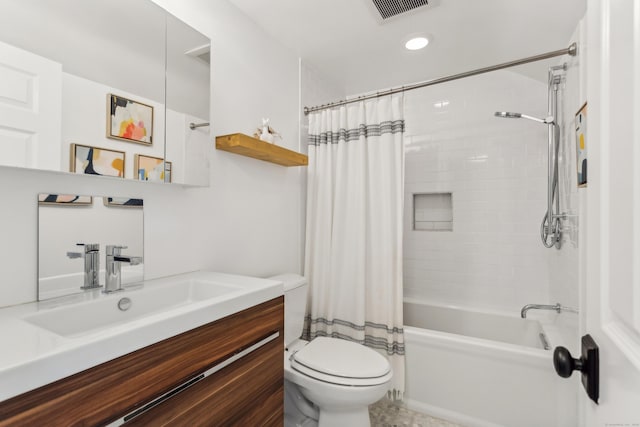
xmin=228 ymin=0 xmax=586 ymax=96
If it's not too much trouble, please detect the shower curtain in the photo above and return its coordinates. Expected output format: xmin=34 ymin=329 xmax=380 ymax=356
xmin=303 ymin=95 xmax=405 ymax=398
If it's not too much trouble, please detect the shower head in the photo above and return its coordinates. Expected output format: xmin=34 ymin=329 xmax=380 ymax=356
xmin=494 ymin=111 xmax=554 ymax=124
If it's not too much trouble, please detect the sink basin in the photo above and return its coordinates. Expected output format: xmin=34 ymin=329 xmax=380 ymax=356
xmin=24 ymin=279 xmax=241 ymax=337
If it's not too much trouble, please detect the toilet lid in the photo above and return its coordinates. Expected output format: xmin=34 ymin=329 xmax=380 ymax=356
xmin=290 ymin=337 xmax=391 ymax=386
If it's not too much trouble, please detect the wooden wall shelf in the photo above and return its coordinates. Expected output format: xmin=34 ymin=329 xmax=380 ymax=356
xmin=216 ymin=133 xmax=308 ymax=167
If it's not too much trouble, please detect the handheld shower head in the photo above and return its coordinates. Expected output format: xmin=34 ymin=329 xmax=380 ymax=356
xmin=494 ymin=111 xmax=554 ymax=124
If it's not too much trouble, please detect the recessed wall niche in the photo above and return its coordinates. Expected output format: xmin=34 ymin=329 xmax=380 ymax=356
xmin=413 ymin=193 xmax=453 ymax=231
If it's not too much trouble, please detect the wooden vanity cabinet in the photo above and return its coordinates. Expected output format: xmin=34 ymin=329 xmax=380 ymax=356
xmin=0 ymin=297 xmax=284 ymax=427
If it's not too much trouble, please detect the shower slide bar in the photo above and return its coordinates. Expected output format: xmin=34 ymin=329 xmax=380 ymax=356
xmin=495 ymin=64 xmax=566 ymax=249
xmin=303 ymin=43 xmax=577 ymax=115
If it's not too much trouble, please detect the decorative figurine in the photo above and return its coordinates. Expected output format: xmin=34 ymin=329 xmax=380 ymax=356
xmin=253 ymin=118 xmax=281 ymax=143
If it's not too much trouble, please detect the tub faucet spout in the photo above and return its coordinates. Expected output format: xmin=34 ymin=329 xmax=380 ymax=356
xmin=521 ymin=303 xmax=578 ymax=318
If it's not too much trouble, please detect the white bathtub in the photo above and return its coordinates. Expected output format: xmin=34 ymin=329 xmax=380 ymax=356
xmin=403 ymin=299 xmax=577 ymax=427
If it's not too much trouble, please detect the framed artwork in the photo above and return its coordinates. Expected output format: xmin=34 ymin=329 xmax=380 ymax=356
xmin=70 ymin=143 xmax=125 ymax=177
xmin=103 ymin=197 xmax=144 ymax=208
xmin=135 ymin=154 xmax=171 ymax=183
xmin=107 ymin=94 xmax=154 ymax=145
xmin=38 ymin=193 xmax=93 ymax=206
xmin=575 ymin=102 xmax=587 ymax=188
xmin=164 ymin=161 xmax=172 ymax=183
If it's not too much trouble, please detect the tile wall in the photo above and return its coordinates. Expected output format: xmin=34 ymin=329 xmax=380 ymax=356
xmin=402 ymin=69 xmax=555 ymax=313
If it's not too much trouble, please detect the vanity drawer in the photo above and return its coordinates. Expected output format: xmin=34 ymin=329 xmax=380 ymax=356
xmin=125 ymin=334 xmax=283 ymax=426
xmin=0 ymin=296 xmax=284 ymax=426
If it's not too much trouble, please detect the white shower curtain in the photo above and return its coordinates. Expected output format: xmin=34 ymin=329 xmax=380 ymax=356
xmin=303 ymin=95 xmax=405 ymax=398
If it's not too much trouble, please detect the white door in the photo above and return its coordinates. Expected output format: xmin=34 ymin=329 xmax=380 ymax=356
xmin=0 ymin=40 xmax=61 ymax=170
xmin=581 ymin=0 xmax=640 ymax=424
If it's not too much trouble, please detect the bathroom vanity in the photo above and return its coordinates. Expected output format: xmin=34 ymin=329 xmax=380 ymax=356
xmin=0 ymin=272 xmax=284 ymax=426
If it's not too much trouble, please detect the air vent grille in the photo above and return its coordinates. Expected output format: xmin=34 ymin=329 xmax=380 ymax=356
xmin=372 ymin=0 xmax=429 ymax=20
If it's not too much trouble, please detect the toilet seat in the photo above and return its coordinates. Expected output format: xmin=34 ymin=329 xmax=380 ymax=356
xmin=290 ymin=337 xmax=392 ymax=386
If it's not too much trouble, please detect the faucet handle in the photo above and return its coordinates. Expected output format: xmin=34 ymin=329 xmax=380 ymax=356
xmin=67 ymin=243 xmax=99 ymax=258
xmin=106 ymin=245 xmax=128 ymax=256
xmin=76 ymin=243 xmax=99 ymax=252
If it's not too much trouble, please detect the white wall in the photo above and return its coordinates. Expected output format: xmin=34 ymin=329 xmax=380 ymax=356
xmin=403 ymin=70 xmax=552 ymax=313
xmin=300 ymin=61 xmax=346 ymax=146
xmin=0 ymin=0 xmax=304 ymax=308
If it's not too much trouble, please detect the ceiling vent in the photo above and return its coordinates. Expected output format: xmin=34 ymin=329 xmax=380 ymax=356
xmin=371 ymin=0 xmax=429 ymax=20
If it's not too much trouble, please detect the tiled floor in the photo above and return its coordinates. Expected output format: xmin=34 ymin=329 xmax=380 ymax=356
xmin=369 ymin=398 xmax=463 ymax=427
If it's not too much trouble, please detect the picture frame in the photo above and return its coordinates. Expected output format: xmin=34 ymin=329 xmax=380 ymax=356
xmin=134 ymin=154 xmax=171 ymax=183
xmin=38 ymin=193 xmax=93 ymax=206
xmin=164 ymin=161 xmax=172 ymax=184
xmin=103 ymin=197 xmax=144 ymax=208
xmin=70 ymin=143 xmax=125 ymax=178
xmin=575 ymin=102 xmax=587 ymax=188
xmin=107 ymin=94 xmax=154 ymax=145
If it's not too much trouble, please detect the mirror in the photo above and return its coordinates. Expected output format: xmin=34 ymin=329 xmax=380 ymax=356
xmin=0 ymin=0 xmax=210 ymax=186
xmin=38 ymin=193 xmax=144 ymax=301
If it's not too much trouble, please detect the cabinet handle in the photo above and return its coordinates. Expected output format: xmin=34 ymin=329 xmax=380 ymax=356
xmin=108 ymin=331 xmax=280 ymax=426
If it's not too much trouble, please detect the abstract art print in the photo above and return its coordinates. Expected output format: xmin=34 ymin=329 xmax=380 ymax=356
xmin=135 ymin=154 xmax=171 ymax=183
xmin=108 ymin=94 xmax=153 ymax=145
xmin=38 ymin=193 xmax=93 ymax=206
xmin=70 ymin=143 xmax=125 ymax=177
xmin=575 ymin=102 xmax=587 ymax=187
xmin=103 ymin=197 xmax=144 ymax=208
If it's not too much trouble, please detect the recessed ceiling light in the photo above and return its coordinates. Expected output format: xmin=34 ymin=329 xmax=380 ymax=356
xmin=405 ymin=36 xmax=429 ymax=51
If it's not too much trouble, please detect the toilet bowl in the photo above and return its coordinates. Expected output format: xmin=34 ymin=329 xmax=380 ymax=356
xmin=270 ymin=274 xmax=393 ymax=427
xmin=285 ymin=337 xmax=392 ymax=427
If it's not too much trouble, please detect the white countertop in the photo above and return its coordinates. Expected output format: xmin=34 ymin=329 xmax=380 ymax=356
xmin=0 ymin=271 xmax=283 ymax=402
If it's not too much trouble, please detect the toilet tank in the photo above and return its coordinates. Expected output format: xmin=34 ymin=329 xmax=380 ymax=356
xmin=269 ymin=274 xmax=307 ymax=347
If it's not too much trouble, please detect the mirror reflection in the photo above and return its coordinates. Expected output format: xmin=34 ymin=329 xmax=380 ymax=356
xmin=38 ymin=193 xmax=144 ymax=301
xmin=0 ymin=0 xmax=210 ymax=186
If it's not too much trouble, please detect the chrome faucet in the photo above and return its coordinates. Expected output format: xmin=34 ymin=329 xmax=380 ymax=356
xmin=521 ymin=303 xmax=578 ymax=318
xmin=66 ymin=243 xmax=101 ymax=289
xmin=104 ymin=245 xmax=142 ymax=293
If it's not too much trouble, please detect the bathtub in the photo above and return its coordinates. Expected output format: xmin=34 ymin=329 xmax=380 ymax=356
xmin=403 ymin=299 xmax=577 ymax=427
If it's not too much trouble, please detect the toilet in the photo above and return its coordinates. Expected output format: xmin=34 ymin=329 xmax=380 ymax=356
xmin=269 ymin=274 xmax=393 ymax=427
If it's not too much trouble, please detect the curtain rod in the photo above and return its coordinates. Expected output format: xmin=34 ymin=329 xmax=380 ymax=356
xmin=303 ymin=43 xmax=577 ymax=116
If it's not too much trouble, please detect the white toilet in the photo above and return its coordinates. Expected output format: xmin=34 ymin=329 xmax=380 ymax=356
xmin=270 ymin=274 xmax=393 ymax=427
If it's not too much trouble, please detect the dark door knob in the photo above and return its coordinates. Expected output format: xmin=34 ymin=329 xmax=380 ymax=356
xmin=553 ymin=346 xmax=583 ymax=378
xmin=552 ymin=334 xmax=599 ymax=404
